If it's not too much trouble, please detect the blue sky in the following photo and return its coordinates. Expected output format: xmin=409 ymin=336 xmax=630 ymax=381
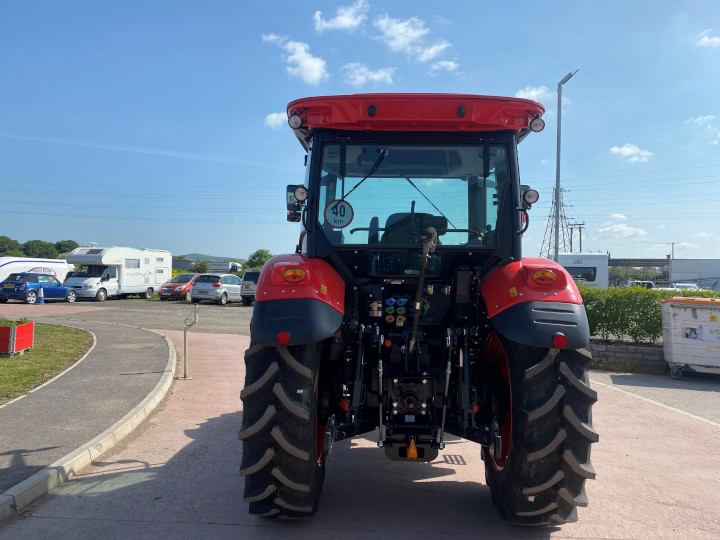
xmin=1 ymin=1 xmax=719 ymax=260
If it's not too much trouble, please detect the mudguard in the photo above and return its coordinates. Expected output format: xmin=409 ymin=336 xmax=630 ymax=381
xmin=479 ymin=258 xmax=590 ymax=349
xmin=250 ymin=254 xmax=345 ymax=347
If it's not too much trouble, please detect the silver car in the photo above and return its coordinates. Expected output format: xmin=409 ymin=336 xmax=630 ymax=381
xmin=190 ymin=273 xmax=242 ymax=305
xmin=240 ymin=270 xmax=260 ymax=306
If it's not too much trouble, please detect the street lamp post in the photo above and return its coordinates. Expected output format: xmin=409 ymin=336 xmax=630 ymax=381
xmin=553 ymin=69 xmax=579 ymax=262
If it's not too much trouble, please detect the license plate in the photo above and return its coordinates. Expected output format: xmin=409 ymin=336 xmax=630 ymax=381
xmin=243 ymin=284 xmax=251 ymax=289
xmin=3 ymin=284 xmax=14 ymax=289
xmin=198 ymin=290 xmax=208 ymax=294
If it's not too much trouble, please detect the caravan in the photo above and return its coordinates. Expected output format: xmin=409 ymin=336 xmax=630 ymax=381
xmin=558 ymin=253 xmax=609 ymax=289
xmin=0 ymin=257 xmax=75 ymax=283
xmin=65 ymin=247 xmax=171 ymax=301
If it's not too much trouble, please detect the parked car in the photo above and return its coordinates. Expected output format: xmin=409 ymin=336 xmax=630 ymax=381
xmin=672 ymin=282 xmax=699 ymax=291
xmin=0 ymin=272 xmax=77 ymax=304
xmin=190 ymin=273 xmax=242 ymax=305
xmin=626 ymin=280 xmax=655 ymax=289
xmin=241 ymin=270 xmax=260 ymax=306
xmin=159 ymin=273 xmax=200 ymax=301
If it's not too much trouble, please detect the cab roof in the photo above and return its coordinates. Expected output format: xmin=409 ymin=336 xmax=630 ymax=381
xmin=286 ymin=93 xmax=545 ymax=150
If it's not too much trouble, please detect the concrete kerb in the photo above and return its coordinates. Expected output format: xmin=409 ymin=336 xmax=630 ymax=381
xmin=0 ymin=331 xmax=177 ymax=521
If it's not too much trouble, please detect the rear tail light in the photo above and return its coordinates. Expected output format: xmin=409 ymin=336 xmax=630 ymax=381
xmin=212 ymin=283 xmax=221 ymax=287
xmin=531 ymin=269 xmax=557 ymax=285
xmin=20 ymin=284 xmax=25 ymax=291
xmin=282 ymin=267 xmax=307 ymax=283
xmin=553 ymin=333 xmax=568 ymax=349
xmin=276 ymin=331 xmax=291 ymax=345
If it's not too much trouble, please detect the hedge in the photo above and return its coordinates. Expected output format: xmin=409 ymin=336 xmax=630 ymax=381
xmin=577 ymin=285 xmax=718 ymax=344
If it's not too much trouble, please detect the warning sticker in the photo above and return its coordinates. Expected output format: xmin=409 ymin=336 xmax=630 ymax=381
xmin=324 ymin=200 xmax=354 ymax=229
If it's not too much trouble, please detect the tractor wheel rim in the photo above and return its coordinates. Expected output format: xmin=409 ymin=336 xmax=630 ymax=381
xmin=484 ymin=332 xmax=512 ymax=470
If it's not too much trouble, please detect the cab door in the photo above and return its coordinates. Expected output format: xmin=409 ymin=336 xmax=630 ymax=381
xmin=102 ymin=266 xmax=120 ymax=296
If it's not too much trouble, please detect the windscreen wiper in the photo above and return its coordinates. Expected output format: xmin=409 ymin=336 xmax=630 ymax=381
xmin=404 ymin=176 xmax=458 ymax=229
xmin=331 ymin=148 xmax=388 ymax=210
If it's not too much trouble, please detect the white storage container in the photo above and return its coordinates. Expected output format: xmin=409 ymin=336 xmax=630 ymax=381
xmin=661 ymin=297 xmax=720 ymax=379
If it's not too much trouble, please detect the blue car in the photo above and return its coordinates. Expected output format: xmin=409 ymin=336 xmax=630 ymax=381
xmin=0 ymin=272 xmax=77 ymax=304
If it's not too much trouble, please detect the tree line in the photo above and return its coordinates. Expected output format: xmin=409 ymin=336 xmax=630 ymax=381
xmin=0 ymin=236 xmax=79 ymax=259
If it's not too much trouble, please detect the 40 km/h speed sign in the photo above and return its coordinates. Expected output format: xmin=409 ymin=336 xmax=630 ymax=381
xmin=324 ymin=200 xmax=354 ymax=229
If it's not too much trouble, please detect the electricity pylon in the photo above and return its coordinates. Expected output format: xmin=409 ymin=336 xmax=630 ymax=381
xmin=540 ymin=187 xmax=572 ymax=259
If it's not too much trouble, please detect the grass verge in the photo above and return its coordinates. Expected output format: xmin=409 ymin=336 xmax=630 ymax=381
xmin=0 ymin=322 xmax=94 ymax=405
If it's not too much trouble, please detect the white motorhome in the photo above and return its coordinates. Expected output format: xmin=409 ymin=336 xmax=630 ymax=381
xmin=558 ymin=253 xmax=609 ymax=289
xmin=0 ymin=257 xmax=75 ymax=283
xmin=65 ymin=247 xmax=171 ymax=301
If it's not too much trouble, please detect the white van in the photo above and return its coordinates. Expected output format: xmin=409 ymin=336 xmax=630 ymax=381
xmin=65 ymin=247 xmax=171 ymax=301
xmin=558 ymin=253 xmax=609 ymax=289
xmin=0 ymin=257 xmax=75 ymax=284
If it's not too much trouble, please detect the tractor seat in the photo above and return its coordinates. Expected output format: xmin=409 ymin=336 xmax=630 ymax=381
xmin=380 ymin=213 xmax=447 ymax=245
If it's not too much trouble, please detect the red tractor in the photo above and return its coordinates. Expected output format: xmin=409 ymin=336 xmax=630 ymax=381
xmin=239 ymin=94 xmax=597 ymax=525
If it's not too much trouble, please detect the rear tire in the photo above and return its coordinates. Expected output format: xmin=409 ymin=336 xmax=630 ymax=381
xmin=144 ymin=288 xmax=153 ymax=300
xmin=218 ymin=293 xmax=228 ymax=305
xmin=482 ymin=335 xmax=598 ymax=525
xmin=239 ymin=343 xmax=325 ymax=518
xmin=242 ymin=297 xmax=252 ymax=306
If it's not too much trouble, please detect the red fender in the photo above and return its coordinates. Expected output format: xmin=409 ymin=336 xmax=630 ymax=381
xmin=480 ymin=257 xmax=583 ymax=318
xmin=256 ymin=254 xmax=345 ymax=314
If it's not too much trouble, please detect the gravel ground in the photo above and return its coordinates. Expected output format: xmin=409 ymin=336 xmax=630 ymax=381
xmin=34 ymin=297 xmax=255 ymax=336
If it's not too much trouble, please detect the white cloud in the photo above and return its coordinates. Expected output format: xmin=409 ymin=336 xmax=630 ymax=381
xmin=262 ymin=35 xmax=329 ymax=85
xmin=597 ymin=222 xmax=648 ymax=240
xmin=417 ymin=41 xmax=451 ymax=62
xmin=692 ymin=232 xmax=711 ymax=239
xmin=686 ymin=114 xmax=715 ymax=127
xmin=609 ymin=143 xmax=653 ymax=163
xmin=515 ymin=85 xmax=554 ymax=103
xmin=696 ymin=29 xmax=720 ymax=47
xmin=265 ymin=112 xmax=286 ymax=129
xmin=429 ymin=60 xmax=459 ymax=74
xmin=609 ymin=213 xmax=626 ymax=220
xmin=314 ymin=0 xmax=368 ymax=32
xmin=686 ymin=115 xmax=720 ymax=145
xmin=342 ymin=63 xmax=395 ymax=87
xmin=261 ymin=33 xmax=284 ymax=45
xmin=374 ymin=15 xmax=453 ymax=63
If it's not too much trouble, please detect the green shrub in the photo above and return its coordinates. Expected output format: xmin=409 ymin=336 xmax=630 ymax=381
xmin=577 ymin=285 xmax=717 ymax=344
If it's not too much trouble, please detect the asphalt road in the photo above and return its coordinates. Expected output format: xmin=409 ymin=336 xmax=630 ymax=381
xmin=0 ymin=297 xmax=255 ymax=336
xmin=0 ymin=321 xmax=170 ymax=491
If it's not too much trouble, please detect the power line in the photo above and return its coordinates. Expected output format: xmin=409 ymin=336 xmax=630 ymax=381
xmin=528 ymin=163 xmax=720 ymax=184
xmin=0 ymin=209 xmax=286 ymax=224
